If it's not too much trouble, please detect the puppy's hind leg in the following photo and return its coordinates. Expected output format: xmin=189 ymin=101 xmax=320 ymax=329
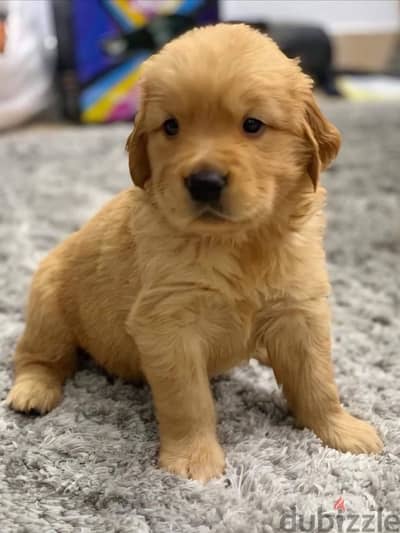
xmin=7 ymin=273 xmax=77 ymax=415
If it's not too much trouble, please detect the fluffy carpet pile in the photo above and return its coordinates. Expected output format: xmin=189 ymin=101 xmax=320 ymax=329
xmin=1 ymin=101 xmax=399 ymax=532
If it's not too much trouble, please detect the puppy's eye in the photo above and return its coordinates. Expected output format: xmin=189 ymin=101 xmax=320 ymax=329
xmin=163 ymin=118 xmax=179 ymax=136
xmin=243 ymin=117 xmax=265 ymax=135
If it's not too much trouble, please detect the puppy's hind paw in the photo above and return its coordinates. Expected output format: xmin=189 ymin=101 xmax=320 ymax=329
xmin=6 ymin=377 xmax=62 ymax=415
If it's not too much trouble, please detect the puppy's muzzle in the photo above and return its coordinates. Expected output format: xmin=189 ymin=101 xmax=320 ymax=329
xmin=184 ymin=170 xmax=227 ymax=204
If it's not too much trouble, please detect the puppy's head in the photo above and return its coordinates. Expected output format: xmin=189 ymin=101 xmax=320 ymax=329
xmin=127 ymin=24 xmax=340 ymax=234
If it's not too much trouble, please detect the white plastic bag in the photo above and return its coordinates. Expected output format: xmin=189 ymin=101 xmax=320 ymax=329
xmin=0 ymin=0 xmax=56 ymax=130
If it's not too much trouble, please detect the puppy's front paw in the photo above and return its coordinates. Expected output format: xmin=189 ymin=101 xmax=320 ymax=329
xmin=6 ymin=377 xmax=62 ymax=415
xmin=317 ymin=409 xmax=383 ymax=454
xmin=159 ymin=435 xmax=225 ymax=482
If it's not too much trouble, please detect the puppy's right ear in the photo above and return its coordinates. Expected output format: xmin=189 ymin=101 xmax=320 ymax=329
xmin=126 ymin=108 xmax=151 ymax=188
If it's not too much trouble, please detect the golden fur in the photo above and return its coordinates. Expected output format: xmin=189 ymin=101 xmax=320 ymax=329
xmin=7 ymin=24 xmax=382 ymax=482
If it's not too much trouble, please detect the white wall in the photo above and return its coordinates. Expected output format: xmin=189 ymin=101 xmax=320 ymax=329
xmin=220 ymin=0 xmax=400 ymax=35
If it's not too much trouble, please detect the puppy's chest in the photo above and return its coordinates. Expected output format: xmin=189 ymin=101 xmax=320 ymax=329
xmin=185 ymin=249 xmax=274 ymax=362
xmin=202 ymin=255 xmax=266 ymax=303
xmin=136 ymin=239 xmax=280 ymax=363
xmin=140 ymin=237 xmax=275 ymax=308
xmin=176 ymin=243 xmax=274 ymax=313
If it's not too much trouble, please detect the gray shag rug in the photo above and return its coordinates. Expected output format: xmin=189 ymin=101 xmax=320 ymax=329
xmin=1 ymin=101 xmax=399 ymax=533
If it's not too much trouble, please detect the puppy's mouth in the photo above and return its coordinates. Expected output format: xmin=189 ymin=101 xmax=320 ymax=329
xmin=195 ymin=205 xmax=236 ymax=223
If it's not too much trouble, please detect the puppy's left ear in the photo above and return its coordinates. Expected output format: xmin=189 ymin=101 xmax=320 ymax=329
xmin=303 ymin=93 xmax=341 ymax=190
xmin=126 ymin=108 xmax=151 ymax=188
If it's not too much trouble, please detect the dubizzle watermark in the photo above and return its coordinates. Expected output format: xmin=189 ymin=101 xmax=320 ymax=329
xmin=280 ymin=498 xmax=400 ymax=532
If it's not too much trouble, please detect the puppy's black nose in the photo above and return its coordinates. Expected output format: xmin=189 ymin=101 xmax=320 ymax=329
xmin=185 ymin=170 xmax=227 ymax=203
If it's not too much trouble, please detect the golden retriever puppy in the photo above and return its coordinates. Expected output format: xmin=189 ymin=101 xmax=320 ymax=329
xmin=7 ymin=23 xmax=383 ymax=481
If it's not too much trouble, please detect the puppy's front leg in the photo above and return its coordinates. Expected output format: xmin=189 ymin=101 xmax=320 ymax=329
xmin=128 ymin=299 xmax=224 ymax=482
xmin=256 ymin=298 xmax=383 ymax=454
